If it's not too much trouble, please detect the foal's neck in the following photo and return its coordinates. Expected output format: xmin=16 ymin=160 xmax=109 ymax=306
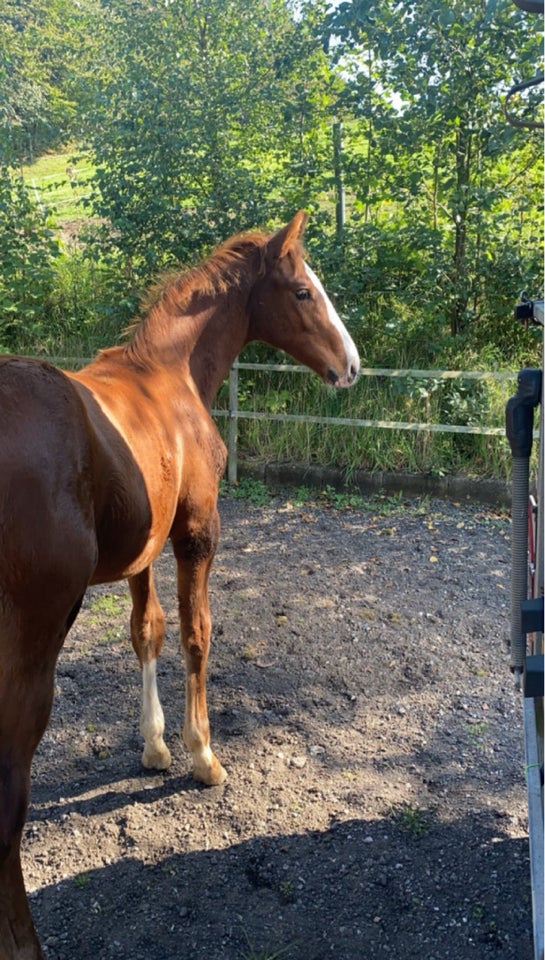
xmin=132 ymin=245 xmax=264 ymax=408
xmin=186 ymin=289 xmax=250 ymax=408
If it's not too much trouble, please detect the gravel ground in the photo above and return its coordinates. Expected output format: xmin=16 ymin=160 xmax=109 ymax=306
xmin=24 ymin=488 xmax=533 ymax=960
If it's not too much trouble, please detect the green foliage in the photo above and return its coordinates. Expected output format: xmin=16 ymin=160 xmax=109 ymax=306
xmin=215 ymin=358 xmax=518 ymax=479
xmin=44 ymin=248 xmax=123 ymax=355
xmin=326 ymin=0 xmax=543 ymax=338
xmin=227 ymin=478 xmax=271 ymax=506
xmin=0 ymin=165 xmax=60 ymax=350
xmin=0 ymin=0 xmax=103 ymax=163
xmin=389 ymin=801 xmax=435 ymax=838
xmin=0 ymin=157 xmax=122 ymax=354
xmin=83 ymin=0 xmax=336 ymax=294
xmin=241 ymin=931 xmax=293 ymax=960
xmin=318 ymin=485 xmax=364 ymax=510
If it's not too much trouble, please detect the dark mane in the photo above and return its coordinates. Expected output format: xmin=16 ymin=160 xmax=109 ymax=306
xmin=119 ymin=230 xmax=273 ymax=368
xmin=126 ymin=230 xmax=269 ymax=343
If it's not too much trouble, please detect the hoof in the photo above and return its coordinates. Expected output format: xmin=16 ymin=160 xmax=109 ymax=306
xmin=192 ymin=752 xmax=227 ymax=786
xmin=141 ymin=741 xmax=172 ymax=771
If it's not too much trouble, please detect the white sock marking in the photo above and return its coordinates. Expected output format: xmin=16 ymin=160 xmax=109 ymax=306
xmin=141 ymin=660 xmax=165 ymax=744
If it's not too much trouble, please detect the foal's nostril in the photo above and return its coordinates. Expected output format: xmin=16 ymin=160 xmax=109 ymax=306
xmin=349 ymin=362 xmax=359 ymax=382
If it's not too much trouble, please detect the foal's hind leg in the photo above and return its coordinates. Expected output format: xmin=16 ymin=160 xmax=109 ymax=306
xmin=172 ymin=508 xmax=226 ymax=787
xmin=128 ymin=567 xmax=171 ymax=770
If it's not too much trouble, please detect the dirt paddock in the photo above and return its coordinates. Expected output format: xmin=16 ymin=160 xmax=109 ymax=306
xmin=26 ymin=489 xmax=532 ymax=960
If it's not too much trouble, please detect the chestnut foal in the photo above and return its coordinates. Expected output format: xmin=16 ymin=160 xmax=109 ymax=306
xmin=0 ymin=212 xmax=359 ymax=958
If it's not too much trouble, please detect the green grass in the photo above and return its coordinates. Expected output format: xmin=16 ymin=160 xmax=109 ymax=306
xmin=86 ymin=593 xmax=128 ymax=646
xmin=214 ymin=363 xmax=519 ymax=481
xmin=89 ymin=594 xmax=127 ymax=618
xmin=21 ymin=149 xmax=95 ymax=223
xmin=241 ymin=936 xmax=293 ymax=960
xmin=389 ymin=802 xmax=435 ymax=838
xmin=73 ymin=873 xmax=91 ymax=888
xmin=466 ymin=721 xmax=490 ymax=750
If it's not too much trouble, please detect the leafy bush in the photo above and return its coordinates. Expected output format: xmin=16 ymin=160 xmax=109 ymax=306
xmin=45 ymin=246 xmax=124 ymax=356
xmin=0 ymin=166 xmax=60 ymax=351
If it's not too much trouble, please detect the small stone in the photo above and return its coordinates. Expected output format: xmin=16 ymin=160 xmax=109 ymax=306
xmin=291 ymin=756 xmax=307 ymax=769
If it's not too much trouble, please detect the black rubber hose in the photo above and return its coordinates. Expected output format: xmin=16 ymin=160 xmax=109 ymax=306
xmin=510 ymin=457 xmax=530 ymax=670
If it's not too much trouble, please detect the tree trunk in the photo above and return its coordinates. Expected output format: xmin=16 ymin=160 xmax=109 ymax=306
xmin=448 ymin=125 xmax=472 ymax=337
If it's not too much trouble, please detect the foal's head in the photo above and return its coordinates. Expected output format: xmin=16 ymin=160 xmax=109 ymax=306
xmin=249 ymin=212 xmax=360 ymax=388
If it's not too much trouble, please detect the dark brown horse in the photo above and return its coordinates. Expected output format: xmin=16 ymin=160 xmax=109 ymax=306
xmin=0 ymin=211 xmax=359 ymax=958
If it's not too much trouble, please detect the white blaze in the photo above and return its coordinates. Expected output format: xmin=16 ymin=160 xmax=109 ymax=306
xmin=304 ymin=263 xmax=360 ymax=383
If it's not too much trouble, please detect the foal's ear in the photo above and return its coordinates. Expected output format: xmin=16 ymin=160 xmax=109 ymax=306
xmin=267 ymin=210 xmax=308 ymax=262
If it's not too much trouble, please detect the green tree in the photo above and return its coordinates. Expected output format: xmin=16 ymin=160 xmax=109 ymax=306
xmin=0 ymin=0 xmax=102 ymax=163
xmin=84 ymin=0 xmax=338 ymax=302
xmin=327 ymin=0 xmax=543 ymax=343
xmin=0 ymin=166 xmax=60 ymax=349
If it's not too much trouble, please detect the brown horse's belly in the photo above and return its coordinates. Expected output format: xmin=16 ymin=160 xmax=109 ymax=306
xmin=88 ymin=472 xmax=176 ymax=584
xmin=71 ymin=377 xmax=182 ymax=584
xmin=90 ymin=516 xmax=172 ymax=583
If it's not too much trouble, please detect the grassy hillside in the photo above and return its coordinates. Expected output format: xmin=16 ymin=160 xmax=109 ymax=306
xmin=21 ymin=150 xmax=94 ymax=223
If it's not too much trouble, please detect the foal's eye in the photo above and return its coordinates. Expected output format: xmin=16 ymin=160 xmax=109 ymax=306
xmin=295 ymin=289 xmax=311 ymax=301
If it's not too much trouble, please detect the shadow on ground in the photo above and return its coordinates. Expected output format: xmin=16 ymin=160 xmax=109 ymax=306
xmin=32 ymin=806 xmax=531 ymax=960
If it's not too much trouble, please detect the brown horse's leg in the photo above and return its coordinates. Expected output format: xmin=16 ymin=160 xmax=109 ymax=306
xmin=128 ymin=567 xmax=171 ymax=770
xmin=0 ymin=659 xmax=60 ymax=960
xmin=172 ymin=511 xmax=226 ymax=786
xmin=0 ymin=837 xmax=42 ymax=960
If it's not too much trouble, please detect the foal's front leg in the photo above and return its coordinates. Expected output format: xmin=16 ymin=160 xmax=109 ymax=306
xmin=172 ymin=515 xmax=227 ymax=786
xmin=128 ymin=567 xmax=171 ymax=770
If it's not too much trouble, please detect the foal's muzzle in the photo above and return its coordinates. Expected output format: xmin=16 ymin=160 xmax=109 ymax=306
xmin=328 ymin=356 xmax=360 ymax=388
